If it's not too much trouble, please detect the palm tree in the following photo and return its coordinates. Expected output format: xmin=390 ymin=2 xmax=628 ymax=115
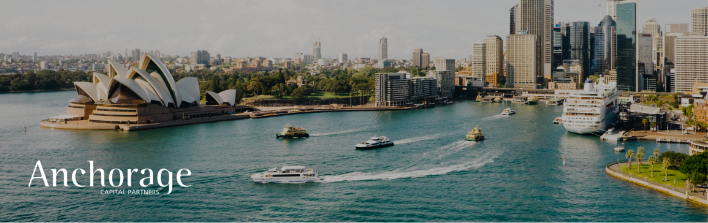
xmin=662 ymin=158 xmax=671 ymax=181
xmin=653 ymin=148 xmax=659 ymax=161
xmin=626 ymin=149 xmax=635 ymax=170
xmin=648 ymin=156 xmax=657 ymax=177
xmin=642 ymin=119 xmax=649 ymax=132
xmin=650 ymin=122 xmax=657 ymax=131
xmin=636 ymin=147 xmax=644 ymax=173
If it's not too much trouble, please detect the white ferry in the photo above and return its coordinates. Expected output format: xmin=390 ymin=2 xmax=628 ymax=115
xmin=501 ymin=107 xmax=515 ymax=115
xmin=562 ymin=77 xmax=619 ymax=134
xmin=355 ymin=136 xmax=394 ymax=149
xmin=251 ymin=166 xmax=323 ymax=183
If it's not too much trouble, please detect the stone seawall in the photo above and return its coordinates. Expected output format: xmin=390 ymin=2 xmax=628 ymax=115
xmin=606 ymin=162 xmax=708 ymax=206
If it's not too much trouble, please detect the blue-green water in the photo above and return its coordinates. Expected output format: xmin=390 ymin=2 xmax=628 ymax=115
xmin=0 ymin=91 xmax=706 ymax=221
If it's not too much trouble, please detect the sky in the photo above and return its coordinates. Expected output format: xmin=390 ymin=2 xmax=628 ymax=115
xmin=0 ymin=0 xmax=706 ymax=59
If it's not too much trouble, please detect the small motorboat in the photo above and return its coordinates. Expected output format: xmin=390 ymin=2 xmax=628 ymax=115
xmin=355 ymin=136 xmax=394 ymax=149
xmin=553 ymin=117 xmax=562 ymax=124
xmin=251 ymin=166 xmax=323 ymax=183
xmin=501 ymin=107 xmax=516 ymax=115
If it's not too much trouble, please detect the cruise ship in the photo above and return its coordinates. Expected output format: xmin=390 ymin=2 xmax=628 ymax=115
xmin=562 ymin=77 xmax=619 ymax=134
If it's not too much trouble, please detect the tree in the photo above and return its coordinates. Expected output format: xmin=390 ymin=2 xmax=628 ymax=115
xmin=626 ymin=149 xmax=635 ymax=170
xmin=659 ymin=151 xmax=688 ymax=169
xmin=636 ymin=147 xmax=644 ymax=173
xmin=648 ymin=156 xmax=657 ymax=177
xmin=247 ymin=80 xmax=264 ymax=97
xmin=650 ymin=122 xmax=656 ymax=131
xmin=687 ymin=172 xmax=707 ymax=190
xmin=679 ymin=152 xmax=708 ymax=175
xmin=653 ymin=148 xmax=659 ymax=161
xmin=662 ymin=158 xmax=671 ymax=181
xmin=642 ymin=119 xmax=648 ymax=132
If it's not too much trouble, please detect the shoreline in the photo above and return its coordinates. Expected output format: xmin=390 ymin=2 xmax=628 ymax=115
xmin=40 ymin=105 xmax=419 ymax=131
xmin=606 ymin=162 xmax=708 ymax=206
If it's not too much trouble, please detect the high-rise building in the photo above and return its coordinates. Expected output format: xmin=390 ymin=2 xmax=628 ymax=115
xmin=615 ymin=0 xmax=637 ymax=91
xmin=303 ymin=54 xmax=314 ymax=64
xmin=596 ymin=15 xmax=617 ymax=73
xmin=484 ymin=35 xmax=504 ymax=82
xmin=124 ymin=49 xmax=128 ymax=60
xmin=510 ymin=4 xmax=518 ymax=34
xmin=131 ymin=49 xmax=141 ymax=61
xmin=567 ymin=21 xmax=591 ymax=78
xmin=375 ymin=73 xmax=411 ymax=106
xmin=427 ymin=70 xmax=453 ymax=98
xmin=674 ymin=34 xmax=708 ymax=92
xmin=637 ymin=33 xmax=654 ymax=76
xmin=379 ymin=37 xmax=388 ymax=60
xmin=553 ymin=23 xmax=563 ymax=70
xmin=32 ymin=52 xmax=37 ymax=62
xmin=691 ymin=7 xmax=708 ymax=36
xmin=190 ymin=50 xmax=210 ymax=65
xmin=421 ymin=53 xmax=430 ymax=68
xmin=507 ymin=34 xmax=537 ymax=89
xmin=313 ymin=41 xmax=321 ymax=61
xmin=339 ymin=53 xmax=347 ymax=63
xmin=606 ymin=0 xmax=621 ymax=20
xmin=12 ymin=52 xmax=19 ymax=61
xmin=518 ymin=0 xmax=554 ymax=81
xmin=410 ymin=77 xmax=438 ymax=99
xmin=472 ymin=42 xmax=486 ymax=81
xmin=642 ymin=17 xmax=661 ymax=36
xmin=433 ymin=57 xmax=455 ymax=72
xmin=412 ymin=49 xmax=423 ymax=67
xmin=666 ymin=23 xmax=689 ymax=34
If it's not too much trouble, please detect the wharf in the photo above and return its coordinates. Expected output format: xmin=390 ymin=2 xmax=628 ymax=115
xmin=606 ymin=162 xmax=708 ymax=206
xmin=625 ymin=130 xmax=705 ymax=143
xmin=600 ymin=130 xmax=637 ymax=141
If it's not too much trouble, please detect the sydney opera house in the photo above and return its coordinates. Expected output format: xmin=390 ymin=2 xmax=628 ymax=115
xmin=42 ymin=53 xmax=253 ymax=129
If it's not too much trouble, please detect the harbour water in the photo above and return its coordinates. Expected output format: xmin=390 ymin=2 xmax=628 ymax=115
xmin=0 ymin=91 xmax=706 ymax=221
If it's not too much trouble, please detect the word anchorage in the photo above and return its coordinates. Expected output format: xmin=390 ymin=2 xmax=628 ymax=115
xmin=28 ymin=160 xmax=191 ymax=194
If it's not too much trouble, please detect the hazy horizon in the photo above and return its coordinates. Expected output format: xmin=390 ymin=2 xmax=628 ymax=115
xmin=1 ymin=0 xmax=706 ymax=59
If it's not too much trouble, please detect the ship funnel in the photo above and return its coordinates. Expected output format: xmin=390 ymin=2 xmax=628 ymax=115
xmin=584 ymin=79 xmax=594 ymax=92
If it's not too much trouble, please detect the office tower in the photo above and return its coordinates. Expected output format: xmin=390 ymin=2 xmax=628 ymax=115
xmin=637 ymin=33 xmax=653 ymax=75
xmin=32 ymin=52 xmax=36 ymax=62
xmin=596 ymin=15 xmax=617 ymax=73
xmin=427 ymin=70 xmax=453 ymax=98
xmin=12 ymin=52 xmax=19 ymax=61
xmin=379 ymin=37 xmax=388 ymax=60
xmin=375 ymin=73 xmax=411 ymax=106
xmin=412 ymin=49 xmax=423 ymax=67
xmin=421 ymin=53 xmax=430 ymax=68
xmin=216 ymin=54 xmax=221 ymax=60
xmin=472 ymin=42 xmax=486 ymax=81
xmin=666 ymin=23 xmax=689 ymax=34
xmin=510 ymin=4 xmax=518 ymax=34
xmin=154 ymin=50 xmax=160 ymax=58
xmin=339 ymin=53 xmax=347 ymax=63
xmin=553 ymin=23 xmax=563 ymax=70
xmin=124 ymin=49 xmax=128 ymax=59
xmin=593 ymin=26 xmax=605 ymax=75
xmin=40 ymin=61 xmax=48 ymax=70
xmin=190 ymin=50 xmax=210 ymax=65
xmin=434 ymin=57 xmax=455 ymax=72
xmin=313 ymin=41 xmax=321 ymax=61
xmin=674 ymin=34 xmax=708 ymax=92
xmin=519 ymin=0 xmax=554 ymax=81
xmin=131 ymin=49 xmax=141 ymax=60
xmin=484 ymin=35 xmax=504 ymax=81
xmin=303 ymin=54 xmax=314 ymax=64
xmin=615 ymin=0 xmax=637 ymax=91
xmin=506 ymin=34 xmax=537 ymax=89
xmin=692 ymin=7 xmax=708 ymax=36
xmin=642 ymin=18 xmax=661 ymax=35
xmin=606 ymin=0 xmax=621 ymax=20
xmin=566 ymin=22 xmax=590 ymax=78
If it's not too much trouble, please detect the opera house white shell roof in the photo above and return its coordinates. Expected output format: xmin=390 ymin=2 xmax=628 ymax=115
xmin=72 ymin=53 xmax=238 ymax=108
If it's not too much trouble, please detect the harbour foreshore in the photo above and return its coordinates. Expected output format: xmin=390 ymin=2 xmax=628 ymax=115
xmin=41 ymin=105 xmax=417 ymax=131
xmin=606 ymin=162 xmax=708 ymax=206
xmin=625 ymin=130 xmax=706 ymax=142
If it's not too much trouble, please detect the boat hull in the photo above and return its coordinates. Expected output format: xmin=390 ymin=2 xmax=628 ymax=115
xmin=251 ymin=175 xmax=323 ymax=183
xmin=276 ymin=133 xmax=310 ymax=138
xmin=355 ymin=142 xmax=394 ymax=150
xmin=464 ymin=136 xmax=484 ymax=141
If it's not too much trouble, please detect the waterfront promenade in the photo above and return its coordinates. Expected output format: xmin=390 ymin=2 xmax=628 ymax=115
xmin=606 ymin=162 xmax=708 ymax=206
xmin=626 ymin=130 xmax=706 ymax=142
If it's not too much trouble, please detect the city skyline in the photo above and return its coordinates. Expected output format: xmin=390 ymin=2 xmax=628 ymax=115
xmin=0 ymin=0 xmax=706 ymax=59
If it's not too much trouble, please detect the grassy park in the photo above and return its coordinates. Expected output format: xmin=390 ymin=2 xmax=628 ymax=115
xmin=244 ymin=92 xmax=371 ymax=100
xmin=619 ymin=163 xmax=688 ymax=189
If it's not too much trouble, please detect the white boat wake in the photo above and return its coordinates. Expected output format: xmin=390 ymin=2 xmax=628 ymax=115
xmin=481 ymin=114 xmax=505 ymax=121
xmin=394 ymin=133 xmax=444 ymax=144
xmin=422 ymin=140 xmax=476 ymax=159
xmin=310 ymin=127 xmax=367 ymax=137
xmin=323 ymin=151 xmax=498 ymax=182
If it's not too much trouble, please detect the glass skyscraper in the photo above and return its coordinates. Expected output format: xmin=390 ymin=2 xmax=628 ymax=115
xmin=615 ymin=1 xmax=636 ymax=91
